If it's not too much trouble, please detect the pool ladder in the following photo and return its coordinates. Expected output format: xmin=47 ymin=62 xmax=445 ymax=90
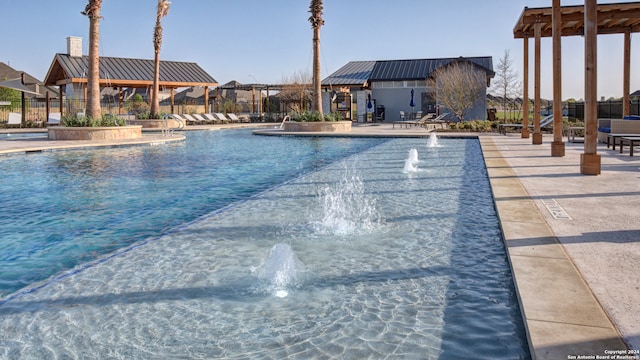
xmin=161 ymin=115 xmax=184 ymax=136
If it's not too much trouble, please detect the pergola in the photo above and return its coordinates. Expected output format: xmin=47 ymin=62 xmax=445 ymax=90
xmin=44 ymin=54 xmax=217 ymax=115
xmin=513 ymin=1 xmax=640 ymax=175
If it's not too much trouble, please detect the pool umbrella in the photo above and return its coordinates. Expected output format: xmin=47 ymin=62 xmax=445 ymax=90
xmin=367 ymin=93 xmax=372 ymax=110
xmin=409 ymin=89 xmax=415 ymax=113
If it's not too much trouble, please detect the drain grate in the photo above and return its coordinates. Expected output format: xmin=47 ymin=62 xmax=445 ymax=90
xmin=541 ymin=199 xmax=572 ymax=220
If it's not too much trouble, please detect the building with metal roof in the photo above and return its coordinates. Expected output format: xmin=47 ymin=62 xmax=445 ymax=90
xmin=322 ymin=57 xmax=494 ymax=122
xmin=43 ymin=36 xmax=217 ymax=114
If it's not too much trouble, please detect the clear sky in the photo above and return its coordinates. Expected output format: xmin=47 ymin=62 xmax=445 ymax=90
xmin=2 ymin=0 xmax=639 ymax=100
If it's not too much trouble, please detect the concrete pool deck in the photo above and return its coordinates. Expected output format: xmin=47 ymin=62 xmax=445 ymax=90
xmin=1 ymin=123 xmax=638 ymax=359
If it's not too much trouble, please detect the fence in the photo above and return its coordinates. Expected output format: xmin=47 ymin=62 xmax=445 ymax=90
xmin=566 ymin=99 xmax=640 ymax=120
xmin=0 ymin=98 xmax=211 ymax=126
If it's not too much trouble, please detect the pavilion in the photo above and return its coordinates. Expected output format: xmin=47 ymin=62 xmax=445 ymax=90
xmin=513 ymin=1 xmax=640 ymax=174
xmin=44 ymin=36 xmax=217 ymax=117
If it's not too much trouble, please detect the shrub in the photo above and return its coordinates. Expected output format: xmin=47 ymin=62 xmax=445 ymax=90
xmin=447 ymin=120 xmax=497 ymax=132
xmin=324 ymin=112 xmax=342 ymax=122
xmin=62 ymin=114 xmax=126 ymax=127
xmin=292 ymin=111 xmax=323 ymax=122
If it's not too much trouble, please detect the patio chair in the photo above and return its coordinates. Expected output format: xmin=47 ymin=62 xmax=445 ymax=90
xmin=5 ymin=112 xmax=21 ymax=128
xmin=215 ymin=113 xmax=231 ymax=124
xmin=498 ymin=114 xmax=554 ymax=135
xmin=47 ymin=112 xmax=61 ymax=126
xmin=228 ymin=113 xmax=250 ymax=123
xmin=399 ymin=111 xmax=406 ymax=121
xmin=203 ymin=113 xmax=222 ymax=124
xmin=181 ymin=114 xmax=198 ymax=125
xmin=227 ymin=113 xmax=242 ymax=123
xmin=192 ymin=113 xmax=209 ymax=124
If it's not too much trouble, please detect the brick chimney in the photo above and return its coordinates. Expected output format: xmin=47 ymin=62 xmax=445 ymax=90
xmin=67 ymin=36 xmax=82 ymax=57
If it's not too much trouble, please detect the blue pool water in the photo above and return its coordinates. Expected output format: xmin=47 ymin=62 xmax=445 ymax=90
xmin=0 ymin=129 xmax=530 ymax=359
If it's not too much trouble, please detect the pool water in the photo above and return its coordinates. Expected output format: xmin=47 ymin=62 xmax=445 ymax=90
xmin=0 ymin=130 xmax=530 ymax=359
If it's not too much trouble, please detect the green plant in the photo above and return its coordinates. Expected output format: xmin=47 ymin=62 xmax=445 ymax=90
xmin=324 ymin=112 xmax=342 ymax=122
xmin=292 ymin=110 xmax=323 ymax=122
xmin=61 ymin=114 xmax=126 ymax=127
xmin=126 ymin=94 xmax=150 ymax=117
xmin=447 ymin=120 xmax=497 ymax=132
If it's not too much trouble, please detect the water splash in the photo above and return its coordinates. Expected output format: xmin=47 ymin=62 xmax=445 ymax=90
xmin=427 ymin=132 xmax=441 ymax=148
xmin=403 ymin=148 xmax=420 ymax=173
xmin=255 ymin=243 xmax=304 ymax=298
xmin=313 ymin=167 xmax=381 ymax=236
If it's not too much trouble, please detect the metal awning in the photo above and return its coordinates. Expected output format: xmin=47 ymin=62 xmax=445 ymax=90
xmin=0 ymin=78 xmax=40 ymax=95
xmin=514 ymin=2 xmax=640 ymax=38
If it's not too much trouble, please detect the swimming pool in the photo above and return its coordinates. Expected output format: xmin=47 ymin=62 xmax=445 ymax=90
xmin=0 ymin=129 xmax=530 ymax=358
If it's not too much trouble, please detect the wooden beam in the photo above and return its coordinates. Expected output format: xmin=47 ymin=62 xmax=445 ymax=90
xmin=533 ymin=22 xmax=543 ymax=145
xmin=582 ymin=0 xmax=601 ymax=175
xmin=522 ymin=36 xmax=530 ymax=138
xmin=623 ymin=30 xmax=631 ymax=116
xmin=552 ymin=0 xmax=565 ymax=156
xmin=204 ymin=87 xmax=209 ymax=114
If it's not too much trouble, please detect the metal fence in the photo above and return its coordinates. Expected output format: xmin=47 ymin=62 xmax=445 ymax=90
xmin=566 ymin=99 xmax=640 ymax=120
xmin=0 ymin=98 xmax=211 ymax=126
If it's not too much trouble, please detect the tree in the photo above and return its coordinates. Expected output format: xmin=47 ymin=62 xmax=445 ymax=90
xmin=279 ymin=70 xmax=312 ymax=113
xmin=150 ymin=0 xmax=171 ymax=118
xmin=308 ymin=0 xmax=324 ymax=119
xmin=491 ymin=50 xmax=519 ymax=122
xmin=433 ymin=61 xmax=486 ymax=122
xmin=81 ymin=0 xmax=102 ymax=120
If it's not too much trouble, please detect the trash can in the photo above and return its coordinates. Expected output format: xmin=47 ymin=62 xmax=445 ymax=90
xmin=487 ymin=108 xmax=496 ymax=121
xmin=376 ymin=105 xmax=385 ymax=122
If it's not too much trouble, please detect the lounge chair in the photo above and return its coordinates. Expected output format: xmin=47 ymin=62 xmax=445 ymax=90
xmin=192 ymin=113 xmax=208 ymax=124
xmin=47 ymin=112 xmax=61 ymax=126
xmin=419 ymin=112 xmax=450 ymax=129
xmin=5 ymin=112 xmax=21 ymax=128
xmin=215 ymin=113 xmax=231 ymax=124
xmin=228 ymin=113 xmax=249 ymax=123
xmin=203 ymin=113 xmax=222 ymax=124
xmin=499 ymin=114 xmax=554 ymax=135
xmin=170 ymin=114 xmax=186 ymax=123
xmin=181 ymin=114 xmax=198 ymax=125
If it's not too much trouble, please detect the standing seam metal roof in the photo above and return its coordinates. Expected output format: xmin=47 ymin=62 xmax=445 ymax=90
xmin=46 ymin=54 xmax=217 ymax=86
xmin=322 ymin=57 xmax=494 ymax=86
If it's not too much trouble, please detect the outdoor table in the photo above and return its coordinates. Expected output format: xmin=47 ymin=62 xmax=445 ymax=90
xmin=618 ymin=136 xmax=640 ymax=156
xmin=607 ymin=133 xmax=638 ymax=150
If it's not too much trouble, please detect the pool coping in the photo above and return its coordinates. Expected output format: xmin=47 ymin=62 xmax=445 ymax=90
xmin=479 ymin=137 xmax=628 ymax=360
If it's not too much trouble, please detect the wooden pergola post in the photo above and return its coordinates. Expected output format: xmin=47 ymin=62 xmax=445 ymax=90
xmin=581 ymin=0 xmax=601 ymax=175
xmin=533 ymin=21 xmax=543 ymax=145
xmin=522 ymin=36 xmax=530 ymax=138
xmin=170 ymin=88 xmax=175 ymax=115
xmin=204 ymin=86 xmax=209 ymax=113
xmin=623 ymin=30 xmax=631 ymax=117
xmin=551 ymin=0 xmax=565 ymax=156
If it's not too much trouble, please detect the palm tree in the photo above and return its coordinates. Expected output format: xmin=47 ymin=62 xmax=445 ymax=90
xmin=150 ymin=0 xmax=171 ymax=118
xmin=81 ymin=0 xmax=102 ymax=120
xmin=308 ymin=0 xmax=324 ymax=119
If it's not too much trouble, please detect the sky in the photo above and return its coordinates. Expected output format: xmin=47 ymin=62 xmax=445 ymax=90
xmin=2 ymin=0 xmax=639 ymax=100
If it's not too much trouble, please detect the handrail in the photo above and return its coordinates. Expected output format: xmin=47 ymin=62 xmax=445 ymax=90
xmin=161 ymin=115 xmax=184 ymax=136
xmin=279 ymin=115 xmax=290 ymax=129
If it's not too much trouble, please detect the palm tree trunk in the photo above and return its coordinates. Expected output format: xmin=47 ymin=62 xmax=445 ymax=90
xmin=312 ymin=26 xmax=323 ymax=117
xmin=151 ymin=0 xmax=170 ymax=118
xmin=151 ymin=50 xmax=161 ymax=117
xmin=84 ymin=0 xmax=102 ymax=120
xmin=309 ymin=0 xmax=324 ymax=120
